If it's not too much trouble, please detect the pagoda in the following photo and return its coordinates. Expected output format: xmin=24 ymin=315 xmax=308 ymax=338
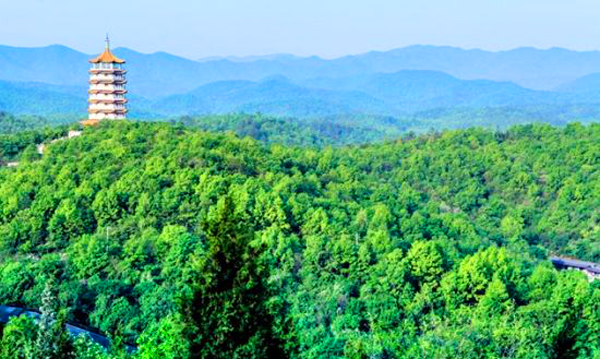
xmin=87 ymin=36 xmax=127 ymax=122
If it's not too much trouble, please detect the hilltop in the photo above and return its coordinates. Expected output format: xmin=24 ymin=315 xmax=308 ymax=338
xmin=0 ymin=121 xmax=598 ymax=358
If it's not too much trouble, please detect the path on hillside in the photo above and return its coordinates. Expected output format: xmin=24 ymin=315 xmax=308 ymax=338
xmin=1 ymin=130 xmax=83 ymax=168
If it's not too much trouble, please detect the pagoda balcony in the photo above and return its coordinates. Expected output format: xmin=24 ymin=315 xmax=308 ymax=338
xmin=89 ymin=69 xmax=127 ymax=75
xmin=88 ymin=108 xmax=128 ymax=114
xmin=88 ymin=98 xmax=128 ymax=104
xmin=89 ymin=78 xmax=127 ymax=85
xmin=88 ymin=89 xmax=128 ymax=95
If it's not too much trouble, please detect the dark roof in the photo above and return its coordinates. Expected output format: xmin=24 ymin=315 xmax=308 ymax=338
xmin=550 ymin=256 xmax=600 ymax=275
xmin=0 ymin=305 xmax=135 ymax=352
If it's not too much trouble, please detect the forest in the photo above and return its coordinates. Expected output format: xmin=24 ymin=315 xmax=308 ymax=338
xmin=0 ymin=119 xmax=598 ymax=358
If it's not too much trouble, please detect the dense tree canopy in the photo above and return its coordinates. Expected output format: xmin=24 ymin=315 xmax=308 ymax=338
xmin=0 ymin=120 xmax=598 ymax=358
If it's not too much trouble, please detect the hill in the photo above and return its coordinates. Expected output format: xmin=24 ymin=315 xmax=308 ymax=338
xmin=150 ymin=78 xmax=394 ymax=117
xmin=4 ymin=44 xmax=600 ymax=98
xmin=2 ymin=43 xmax=600 ymax=129
xmin=0 ymin=45 xmax=89 ymax=86
xmin=556 ymin=72 xmax=600 ymax=98
xmin=341 ymin=45 xmax=600 ymax=90
xmin=0 ymin=80 xmax=86 ymax=115
xmin=0 ymin=121 xmax=597 ymax=358
xmin=172 ymin=114 xmax=396 ymax=145
xmin=302 ymin=70 xmax=565 ymax=112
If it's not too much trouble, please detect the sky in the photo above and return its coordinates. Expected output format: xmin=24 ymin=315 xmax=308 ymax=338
xmin=1 ymin=0 xmax=600 ymax=59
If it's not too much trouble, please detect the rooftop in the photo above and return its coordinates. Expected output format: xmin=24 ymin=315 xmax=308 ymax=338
xmin=550 ymin=256 xmax=600 ymax=275
xmin=89 ymin=36 xmax=125 ymax=64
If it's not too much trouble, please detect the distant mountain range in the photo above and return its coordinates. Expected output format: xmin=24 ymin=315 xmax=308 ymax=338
xmin=1 ymin=44 xmax=600 ymax=120
xmin=0 ymin=80 xmax=85 ymax=115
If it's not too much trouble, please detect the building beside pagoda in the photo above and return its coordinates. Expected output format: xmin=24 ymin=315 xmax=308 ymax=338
xmin=87 ymin=36 xmax=128 ymax=122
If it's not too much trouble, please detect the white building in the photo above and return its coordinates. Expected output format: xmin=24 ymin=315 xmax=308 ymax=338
xmin=87 ymin=36 xmax=128 ymax=122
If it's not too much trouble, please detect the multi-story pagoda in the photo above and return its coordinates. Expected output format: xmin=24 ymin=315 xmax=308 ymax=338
xmin=87 ymin=36 xmax=127 ymax=122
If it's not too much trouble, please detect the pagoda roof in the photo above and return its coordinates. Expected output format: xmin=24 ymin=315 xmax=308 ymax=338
xmin=89 ymin=49 xmax=125 ymax=64
xmin=89 ymin=36 xmax=125 ymax=64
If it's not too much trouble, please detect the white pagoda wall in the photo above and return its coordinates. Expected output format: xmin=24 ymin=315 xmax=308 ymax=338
xmin=88 ymin=66 xmax=127 ymax=121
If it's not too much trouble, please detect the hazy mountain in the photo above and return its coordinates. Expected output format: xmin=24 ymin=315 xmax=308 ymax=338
xmin=0 ymin=71 xmax=589 ymax=119
xmin=555 ymin=73 xmax=600 ymax=99
xmin=334 ymin=46 xmax=600 ymax=90
xmin=146 ymin=71 xmax=580 ymax=116
xmin=0 ymin=45 xmax=89 ymax=86
xmin=4 ymin=44 xmax=600 ymax=99
xmin=300 ymin=70 xmax=566 ymax=112
xmin=0 ymin=80 xmax=86 ymax=115
xmin=150 ymin=78 xmax=393 ymax=117
xmin=2 ymin=43 xmax=600 ymax=120
xmin=197 ymin=54 xmax=306 ymax=63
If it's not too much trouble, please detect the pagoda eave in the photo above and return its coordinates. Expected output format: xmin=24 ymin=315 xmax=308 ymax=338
xmin=89 ymin=69 xmax=127 ymax=75
xmin=88 ymin=79 xmax=127 ymax=85
xmin=88 ymin=89 xmax=128 ymax=95
xmin=87 ymin=109 xmax=128 ymax=114
xmin=88 ymin=99 xmax=129 ymax=104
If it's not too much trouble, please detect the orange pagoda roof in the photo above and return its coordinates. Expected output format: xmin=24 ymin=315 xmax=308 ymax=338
xmin=89 ymin=36 xmax=125 ymax=64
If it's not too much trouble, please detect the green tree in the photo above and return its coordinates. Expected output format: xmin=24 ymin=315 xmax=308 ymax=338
xmin=0 ymin=315 xmax=37 ymax=359
xmin=33 ymin=283 xmax=74 ymax=359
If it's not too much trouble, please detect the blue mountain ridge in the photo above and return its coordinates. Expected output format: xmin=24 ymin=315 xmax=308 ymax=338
xmin=1 ymin=44 xmax=600 ymax=119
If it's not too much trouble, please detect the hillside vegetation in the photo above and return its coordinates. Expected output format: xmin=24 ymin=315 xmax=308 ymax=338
xmin=0 ymin=121 xmax=598 ymax=358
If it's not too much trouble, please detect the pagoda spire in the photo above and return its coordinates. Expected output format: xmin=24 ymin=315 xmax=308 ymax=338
xmin=105 ymin=34 xmax=110 ymax=50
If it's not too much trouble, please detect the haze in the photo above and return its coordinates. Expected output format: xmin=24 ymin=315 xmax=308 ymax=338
xmin=2 ymin=0 xmax=600 ymax=59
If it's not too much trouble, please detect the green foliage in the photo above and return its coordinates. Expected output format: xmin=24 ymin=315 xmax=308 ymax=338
xmin=72 ymin=335 xmax=107 ymax=359
xmin=0 ymin=111 xmax=81 ymax=134
xmin=0 ymin=121 xmax=598 ymax=358
xmin=0 ymin=315 xmax=37 ymax=359
xmin=33 ymin=283 xmax=74 ymax=359
xmin=172 ymin=114 xmax=396 ymax=146
xmin=136 ymin=314 xmax=193 ymax=359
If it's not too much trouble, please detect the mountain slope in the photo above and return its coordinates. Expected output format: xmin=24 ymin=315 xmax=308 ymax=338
xmin=0 ymin=122 xmax=597 ymax=358
xmin=151 ymin=78 xmax=393 ymax=117
xmin=5 ymin=44 xmax=600 ymax=98
xmin=0 ymin=80 xmax=86 ymax=115
xmin=556 ymin=73 xmax=600 ymax=100
xmin=300 ymin=70 xmax=566 ymax=112
xmin=339 ymin=45 xmax=600 ymax=90
xmin=0 ymin=45 xmax=89 ymax=86
xmin=0 ymin=71 xmax=591 ymax=120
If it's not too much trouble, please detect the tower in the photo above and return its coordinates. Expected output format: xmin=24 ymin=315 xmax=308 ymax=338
xmin=87 ymin=36 xmax=127 ymax=121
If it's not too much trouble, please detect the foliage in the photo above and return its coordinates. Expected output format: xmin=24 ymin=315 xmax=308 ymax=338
xmin=0 ymin=121 xmax=598 ymax=358
xmin=0 ymin=315 xmax=37 ymax=359
xmin=172 ymin=114 xmax=398 ymax=146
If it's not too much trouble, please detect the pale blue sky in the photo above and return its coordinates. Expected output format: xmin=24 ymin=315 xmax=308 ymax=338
xmin=2 ymin=0 xmax=600 ymax=59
